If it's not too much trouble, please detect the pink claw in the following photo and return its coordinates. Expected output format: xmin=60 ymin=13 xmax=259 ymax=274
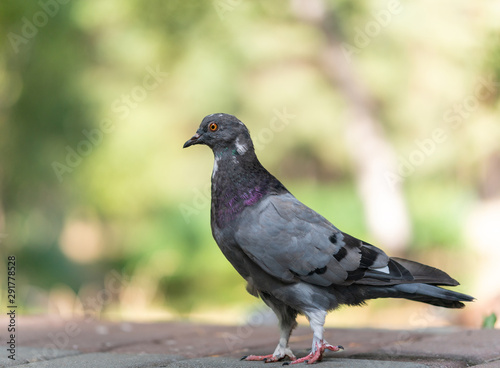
xmin=242 ymin=354 xmax=295 ymax=363
xmin=286 ymin=341 xmax=343 ymax=365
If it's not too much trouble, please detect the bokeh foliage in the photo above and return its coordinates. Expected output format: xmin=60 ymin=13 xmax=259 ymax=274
xmin=0 ymin=1 xmax=499 ymax=326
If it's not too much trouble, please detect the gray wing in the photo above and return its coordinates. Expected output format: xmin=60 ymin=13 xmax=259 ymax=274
xmin=234 ymin=193 xmax=413 ymax=287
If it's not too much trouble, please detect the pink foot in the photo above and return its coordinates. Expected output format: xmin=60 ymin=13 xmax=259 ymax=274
xmin=284 ymin=341 xmax=343 ymax=365
xmin=242 ymin=350 xmax=296 ymax=363
xmin=241 ymin=354 xmax=276 ymax=362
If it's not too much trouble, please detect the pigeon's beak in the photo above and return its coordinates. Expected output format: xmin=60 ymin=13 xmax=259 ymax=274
xmin=183 ymin=132 xmax=202 ymax=148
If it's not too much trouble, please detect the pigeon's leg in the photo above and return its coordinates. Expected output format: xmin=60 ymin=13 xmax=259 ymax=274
xmin=243 ymin=303 xmax=297 ymax=362
xmin=286 ymin=310 xmax=343 ymax=365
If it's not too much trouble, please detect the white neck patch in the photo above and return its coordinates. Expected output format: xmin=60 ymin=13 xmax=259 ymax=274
xmin=235 ymin=137 xmax=248 ymax=155
xmin=212 ymin=156 xmax=220 ymax=179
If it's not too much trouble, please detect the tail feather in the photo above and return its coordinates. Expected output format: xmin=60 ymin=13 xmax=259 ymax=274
xmin=353 ymin=256 xmax=474 ymax=308
xmin=390 ymin=283 xmax=474 ymax=308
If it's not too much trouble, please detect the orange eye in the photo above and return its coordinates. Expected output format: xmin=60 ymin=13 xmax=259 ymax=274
xmin=209 ymin=122 xmax=218 ymax=131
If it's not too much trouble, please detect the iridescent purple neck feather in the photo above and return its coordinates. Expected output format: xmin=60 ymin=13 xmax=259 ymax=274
xmin=211 ymin=146 xmax=286 ymax=228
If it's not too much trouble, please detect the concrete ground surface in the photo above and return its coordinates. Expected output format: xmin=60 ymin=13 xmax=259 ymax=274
xmin=0 ymin=316 xmax=499 ymax=367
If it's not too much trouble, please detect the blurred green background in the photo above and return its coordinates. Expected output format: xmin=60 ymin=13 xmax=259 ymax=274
xmin=1 ymin=0 xmax=499 ymax=328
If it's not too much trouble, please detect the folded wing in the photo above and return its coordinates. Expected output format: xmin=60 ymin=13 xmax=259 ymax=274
xmin=235 ymin=193 xmax=458 ymax=288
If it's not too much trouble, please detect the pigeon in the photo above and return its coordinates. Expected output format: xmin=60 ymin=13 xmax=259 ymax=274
xmin=183 ymin=113 xmax=474 ymax=364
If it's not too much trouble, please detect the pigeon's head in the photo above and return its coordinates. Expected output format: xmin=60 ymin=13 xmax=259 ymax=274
xmin=183 ymin=113 xmax=253 ymax=153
